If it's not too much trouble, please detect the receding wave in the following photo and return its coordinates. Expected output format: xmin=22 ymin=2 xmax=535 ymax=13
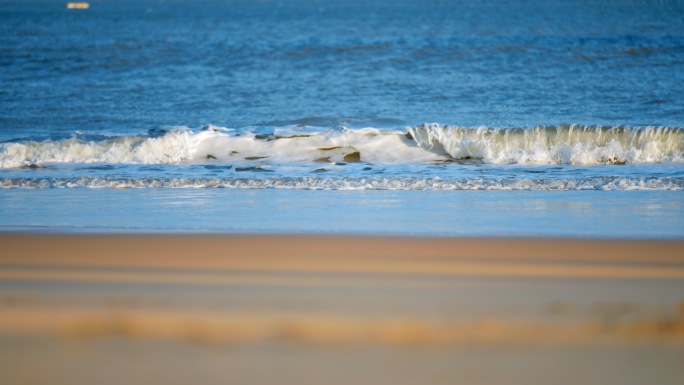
xmin=1 ymin=176 xmax=682 ymax=191
xmin=1 ymin=124 xmax=682 ymax=168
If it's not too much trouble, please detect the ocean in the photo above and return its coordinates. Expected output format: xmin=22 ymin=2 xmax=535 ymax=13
xmin=1 ymin=0 xmax=683 ymax=237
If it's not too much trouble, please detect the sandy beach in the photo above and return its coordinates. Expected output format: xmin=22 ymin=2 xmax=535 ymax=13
xmin=1 ymin=234 xmax=683 ymax=385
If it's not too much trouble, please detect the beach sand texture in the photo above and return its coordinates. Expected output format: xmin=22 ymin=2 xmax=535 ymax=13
xmin=1 ymin=235 xmax=683 ymax=385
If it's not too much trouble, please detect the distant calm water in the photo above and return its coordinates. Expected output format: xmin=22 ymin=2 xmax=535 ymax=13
xmin=1 ymin=0 xmax=683 ymax=236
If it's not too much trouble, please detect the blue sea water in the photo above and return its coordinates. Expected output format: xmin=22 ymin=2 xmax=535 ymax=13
xmin=1 ymin=0 xmax=683 ymax=237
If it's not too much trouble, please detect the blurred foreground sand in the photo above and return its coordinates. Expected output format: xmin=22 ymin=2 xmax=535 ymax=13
xmin=1 ymin=235 xmax=683 ymax=385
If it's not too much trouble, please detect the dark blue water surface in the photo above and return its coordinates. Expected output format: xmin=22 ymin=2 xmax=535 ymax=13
xmin=2 ymin=0 xmax=684 ymax=140
xmin=2 ymin=0 xmax=684 ymax=236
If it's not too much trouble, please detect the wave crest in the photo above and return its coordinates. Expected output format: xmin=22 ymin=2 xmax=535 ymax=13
xmin=0 ymin=129 xmax=195 ymax=169
xmin=409 ymin=124 xmax=684 ymax=165
xmin=1 ymin=124 xmax=682 ymax=168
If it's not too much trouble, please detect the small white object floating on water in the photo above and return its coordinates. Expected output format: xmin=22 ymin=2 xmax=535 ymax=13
xmin=66 ymin=2 xmax=89 ymax=9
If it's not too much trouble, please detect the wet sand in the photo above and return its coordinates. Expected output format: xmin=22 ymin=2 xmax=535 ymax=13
xmin=1 ymin=234 xmax=683 ymax=385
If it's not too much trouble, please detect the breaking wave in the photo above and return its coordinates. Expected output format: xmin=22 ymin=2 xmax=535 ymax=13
xmin=409 ymin=124 xmax=684 ymax=165
xmin=1 ymin=124 xmax=682 ymax=168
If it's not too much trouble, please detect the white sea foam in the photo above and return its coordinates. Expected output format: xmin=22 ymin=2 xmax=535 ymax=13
xmin=1 ymin=176 xmax=682 ymax=191
xmin=1 ymin=124 xmax=682 ymax=168
xmin=0 ymin=128 xmax=196 ymax=168
xmin=191 ymin=126 xmax=442 ymax=165
xmin=409 ymin=124 xmax=684 ymax=165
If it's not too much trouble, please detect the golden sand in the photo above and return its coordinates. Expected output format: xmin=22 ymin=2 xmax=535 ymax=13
xmin=1 ymin=235 xmax=683 ymax=385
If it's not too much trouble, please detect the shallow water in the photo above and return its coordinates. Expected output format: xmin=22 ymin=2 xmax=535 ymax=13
xmin=1 ymin=189 xmax=682 ymax=238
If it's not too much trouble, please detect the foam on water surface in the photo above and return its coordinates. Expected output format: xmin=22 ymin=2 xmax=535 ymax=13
xmin=2 ymin=125 xmax=682 ymax=169
xmin=410 ymin=124 xmax=684 ymax=165
xmin=1 ymin=176 xmax=682 ymax=191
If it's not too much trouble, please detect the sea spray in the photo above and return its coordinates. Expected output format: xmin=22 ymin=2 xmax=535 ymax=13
xmin=2 ymin=125 xmax=683 ymax=168
xmin=408 ymin=124 xmax=684 ymax=165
